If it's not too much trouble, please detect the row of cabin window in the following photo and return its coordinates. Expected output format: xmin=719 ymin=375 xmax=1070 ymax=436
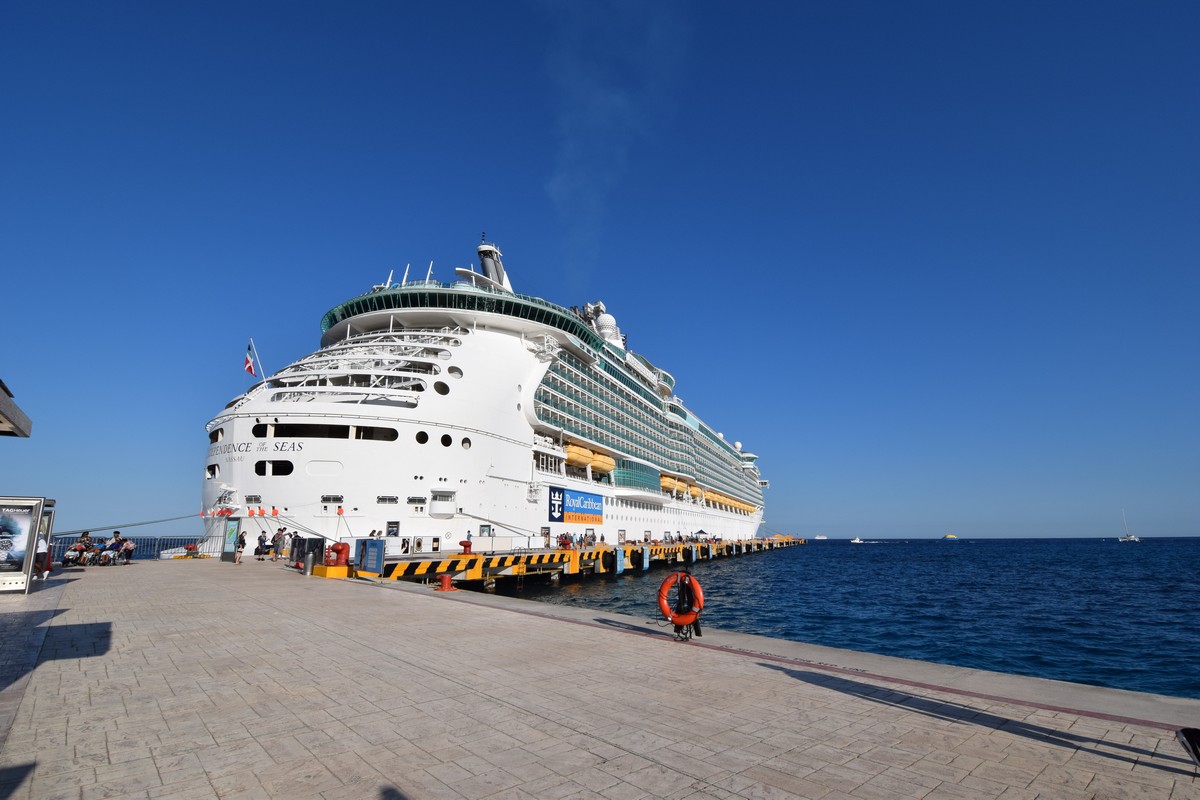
xmin=209 ymin=425 xmax=474 ymax=445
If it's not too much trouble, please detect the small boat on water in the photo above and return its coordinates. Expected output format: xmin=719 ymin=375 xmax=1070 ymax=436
xmin=942 ymin=534 xmax=958 ymax=540
xmin=814 ymin=535 xmax=827 ymax=540
xmin=1119 ymin=509 xmax=1141 ymax=542
xmin=850 ymin=537 xmax=864 ymax=544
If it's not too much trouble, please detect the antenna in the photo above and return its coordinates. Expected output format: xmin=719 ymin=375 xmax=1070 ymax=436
xmin=385 ymin=269 xmax=393 ymax=289
xmin=401 ymin=263 xmax=410 ymax=285
xmin=425 ymin=260 xmax=434 ymax=281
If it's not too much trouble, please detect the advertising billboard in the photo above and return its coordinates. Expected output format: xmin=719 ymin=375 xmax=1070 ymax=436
xmin=0 ymin=497 xmax=46 ymax=593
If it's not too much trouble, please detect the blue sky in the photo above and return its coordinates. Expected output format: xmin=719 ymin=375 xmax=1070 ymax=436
xmin=1 ymin=1 xmax=1196 ymax=539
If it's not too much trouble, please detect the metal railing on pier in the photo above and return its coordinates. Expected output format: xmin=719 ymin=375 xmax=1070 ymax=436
xmin=49 ymin=534 xmax=207 ymax=564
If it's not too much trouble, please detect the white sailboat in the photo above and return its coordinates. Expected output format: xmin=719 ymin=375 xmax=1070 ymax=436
xmin=1118 ymin=509 xmax=1141 ymax=542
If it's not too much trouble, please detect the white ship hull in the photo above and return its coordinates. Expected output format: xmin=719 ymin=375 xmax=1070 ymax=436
xmin=202 ymin=243 xmax=766 ymax=557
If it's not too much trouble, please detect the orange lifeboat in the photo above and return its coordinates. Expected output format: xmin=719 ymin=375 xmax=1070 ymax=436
xmin=590 ymin=454 xmax=616 ymax=474
xmin=657 ymin=571 xmax=704 ymax=627
xmin=565 ymin=444 xmax=593 ymax=467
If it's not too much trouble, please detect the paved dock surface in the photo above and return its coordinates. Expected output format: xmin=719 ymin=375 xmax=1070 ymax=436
xmin=2 ymin=559 xmax=1198 ymax=800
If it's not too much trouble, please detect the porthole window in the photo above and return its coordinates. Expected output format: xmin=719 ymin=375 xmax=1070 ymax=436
xmin=205 ymin=464 xmax=219 ymax=479
xmin=448 ymin=367 xmax=463 ymax=379
xmin=208 ymin=428 xmax=224 ymax=444
xmin=434 ymin=381 xmax=449 ymax=395
xmin=254 ymin=460 xmax=294 ymax=476
xmin=416 ymin=431 xmax=429 ymax=444
xmin=461 ymin=438 xmax=472 ymax=450
xmin=440 ymin=434 xmax=452 ymax=447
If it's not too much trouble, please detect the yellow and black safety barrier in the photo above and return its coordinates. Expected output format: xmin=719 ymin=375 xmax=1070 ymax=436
xmin=352 ymin=536 xmax=803 ymax=586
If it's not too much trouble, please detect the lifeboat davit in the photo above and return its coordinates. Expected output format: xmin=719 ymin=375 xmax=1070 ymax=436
xmin=565 ymin=444 xmax=593 ymax=467
xmin=657 ymin=571 xmax=704 ymax=627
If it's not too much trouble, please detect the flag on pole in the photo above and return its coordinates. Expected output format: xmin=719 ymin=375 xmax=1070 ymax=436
xmin=244 ymin=342 xmax=256 ymax=376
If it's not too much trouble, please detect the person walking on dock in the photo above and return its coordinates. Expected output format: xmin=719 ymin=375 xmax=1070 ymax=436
xmin=234 ymin=532 xmax=246 ymax=564
xmin=34 ymin=533 xmax=50 ymax=580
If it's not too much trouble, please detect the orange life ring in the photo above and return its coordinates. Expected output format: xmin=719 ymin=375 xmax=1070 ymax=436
xmin=657 ymin=572 xmax=704 ymax=626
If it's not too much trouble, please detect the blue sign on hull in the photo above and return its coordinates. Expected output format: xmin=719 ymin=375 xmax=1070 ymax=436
xmin=548 ymin=486 xmax=604 ymax=525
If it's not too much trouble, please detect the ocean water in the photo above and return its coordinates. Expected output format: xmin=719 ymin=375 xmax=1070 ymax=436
xmin=495 ymin=537 xmax=1200 ymax=699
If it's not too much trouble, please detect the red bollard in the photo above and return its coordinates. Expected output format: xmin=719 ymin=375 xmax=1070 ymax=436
xmin=434 ymin=573 xmax=456 ymax=592
xmin=459 ymin=540 xmax=472 ymax=555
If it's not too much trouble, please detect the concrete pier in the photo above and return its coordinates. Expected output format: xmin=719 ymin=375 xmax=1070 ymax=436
xmin=2 ymin=559 xmax=1198 ymax=799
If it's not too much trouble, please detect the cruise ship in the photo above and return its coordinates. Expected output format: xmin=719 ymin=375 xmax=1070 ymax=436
xmin=201 ymin=240 xmax=767 ymax=558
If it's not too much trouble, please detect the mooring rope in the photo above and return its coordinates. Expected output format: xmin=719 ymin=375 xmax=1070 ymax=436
xmin=49 ymin=513 xmax=201 ymax=538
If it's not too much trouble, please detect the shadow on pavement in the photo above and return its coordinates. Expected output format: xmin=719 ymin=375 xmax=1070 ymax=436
xmin=0 ymin=614 xmax=110 ymax=693
xmin=592 ymin=617 xmax=666 ymax=637
xmin=759 ymin=662 xmax=1197 ymax=776
xmin=39 ymin=622 xmax=113 ymax=660
xmin=0 ymin=762 xmax=35 ymax=796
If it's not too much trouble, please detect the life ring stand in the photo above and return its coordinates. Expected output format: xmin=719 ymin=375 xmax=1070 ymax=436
xmin=657 ymin=571 xmax=704 ymax=627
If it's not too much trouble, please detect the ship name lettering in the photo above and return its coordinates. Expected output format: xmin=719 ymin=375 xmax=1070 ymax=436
xmin=208 ymin=442 xmax=254 ymax=456
xmin=273 ymin=442 xmax=304 ymax=452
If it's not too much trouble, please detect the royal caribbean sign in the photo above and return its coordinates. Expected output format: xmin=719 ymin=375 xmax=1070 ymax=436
xmin=548 ymin=486 xmax=604 ymax=525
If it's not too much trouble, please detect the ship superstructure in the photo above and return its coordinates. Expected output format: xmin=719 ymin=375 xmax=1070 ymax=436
xmin=201 ymin=241 xmax=767 ymax=557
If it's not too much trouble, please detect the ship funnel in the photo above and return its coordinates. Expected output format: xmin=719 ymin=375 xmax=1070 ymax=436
xmin=477 ymin=242 xmax=512 ymax=292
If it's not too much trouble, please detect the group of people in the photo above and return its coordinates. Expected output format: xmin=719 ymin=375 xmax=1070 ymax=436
xmin=234 ymin=527 xmax=293 ymax=564
xmin=556 ymin=531 xmax=607 ymax=549
xmin=62 ymin=531 xmax=135 ymax=568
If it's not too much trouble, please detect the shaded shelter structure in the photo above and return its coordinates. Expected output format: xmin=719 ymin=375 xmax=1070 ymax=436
xmin=0 ymin=379 xmax=32 ymax=438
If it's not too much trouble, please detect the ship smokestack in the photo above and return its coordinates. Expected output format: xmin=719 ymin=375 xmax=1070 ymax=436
xmin=477 ymin=238 xmax=512 ymax=292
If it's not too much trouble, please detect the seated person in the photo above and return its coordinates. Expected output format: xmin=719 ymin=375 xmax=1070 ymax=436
xmin=81 ymin=533 xmax=105 ymax=564
xmin=63 ymin=544 xmax=83 ymax=565
xmin=100 ymin=534 xmax=124 ymax=564
xmin=120 ymin=537 xmax=135 ymax=564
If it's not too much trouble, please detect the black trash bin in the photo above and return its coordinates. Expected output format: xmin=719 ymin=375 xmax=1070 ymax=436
xmin=289 ymin=537 xmax=325 ymax=566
